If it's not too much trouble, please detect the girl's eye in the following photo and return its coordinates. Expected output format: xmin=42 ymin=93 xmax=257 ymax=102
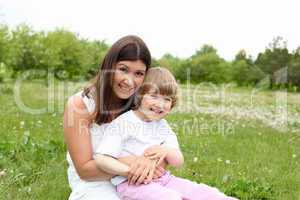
xmin=165 ymin=97 xmax=172 ymax=102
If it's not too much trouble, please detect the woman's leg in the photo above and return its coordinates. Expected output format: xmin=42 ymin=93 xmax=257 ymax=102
xmin=68 ymin=183 xmax=120 ymax=200
xmin=163 ymin=175 xmax=238 ymax=200
xmin=117 ymin=181 xmax=182 ymax=200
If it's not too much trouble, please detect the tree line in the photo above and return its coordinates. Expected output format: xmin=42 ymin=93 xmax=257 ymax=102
xmin=0 ymin=24 xmax=300 ymax=90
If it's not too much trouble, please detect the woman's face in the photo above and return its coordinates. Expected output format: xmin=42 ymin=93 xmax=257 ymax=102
xmin=112 ymin=60 xmax=147 ymax=99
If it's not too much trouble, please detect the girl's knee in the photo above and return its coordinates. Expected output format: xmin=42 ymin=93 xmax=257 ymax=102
xmin=148 ymin=189 xmax=181 ymax=200
xmin=164 ymin=190 xmax=181 ymax=200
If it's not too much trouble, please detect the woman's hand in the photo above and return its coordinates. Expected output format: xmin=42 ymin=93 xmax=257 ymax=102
xmin=144 ymin=145 xmax=169 ymax=167
xmin=127 ymin=156 xmax=156 ymax=185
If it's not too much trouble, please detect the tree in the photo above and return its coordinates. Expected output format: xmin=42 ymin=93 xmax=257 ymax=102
xmin=192 ymin=44 xmax=217 ymax=58
xmin=232 ymin=50 xmax=265 ymax=86
xmin=188 ymin=45 xmax=232 ymax=83
xmin=255 ymin=36 xmax=291 ymax=88
xmin=157 ymin=53 xmax=184 ymax=81
xmin=43 ymin=29 xmax=87 ymax=79
xmin=80 ymin=39 xmax=109 ymax=79
xmin=288 ymin=47 xmax=300 ymax=89
xmin=0 ymin=24 xmax=10 ymax=81
xmin=8 ymin=24 xmax=49 ymax=78
xmin=0 ymin=24 xmax=9 ymax=64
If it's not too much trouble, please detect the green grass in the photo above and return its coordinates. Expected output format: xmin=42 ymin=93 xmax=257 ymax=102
xmin=0 ymin=80 xmax=299 ymax=200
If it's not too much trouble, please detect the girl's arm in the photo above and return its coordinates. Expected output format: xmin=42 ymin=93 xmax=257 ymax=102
xmin=165 ymin=148 xmax=184 ymax=168
xmin=144 ymin=119 xmax=183 ymax=168
xmin=144 ymin=145 xmax=184 ymax=168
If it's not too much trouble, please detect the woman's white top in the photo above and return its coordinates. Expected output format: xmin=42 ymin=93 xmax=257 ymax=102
xmin=66 ymin=91 xmax=120 ymax=200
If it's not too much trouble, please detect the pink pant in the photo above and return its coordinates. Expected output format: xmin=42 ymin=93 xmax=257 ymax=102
xmin=116 ymin=172 xmax=238 ymax=200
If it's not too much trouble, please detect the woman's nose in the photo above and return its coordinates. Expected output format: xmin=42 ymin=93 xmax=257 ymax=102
xmin=123 ymin=74 xmax=134 ymax=87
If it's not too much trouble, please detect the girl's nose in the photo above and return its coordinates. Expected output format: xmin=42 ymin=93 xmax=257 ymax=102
xmin=155 ymin=99 xmax=165 ymax=108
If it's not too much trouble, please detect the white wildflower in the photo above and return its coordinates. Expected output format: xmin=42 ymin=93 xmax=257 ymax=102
xmin=24 ymin=130 xmax=30 ymax=136
xmin=193 ymin=157 xmax=198 ymax=162
xmin=0 ymin=169 xmax=7 ymax=177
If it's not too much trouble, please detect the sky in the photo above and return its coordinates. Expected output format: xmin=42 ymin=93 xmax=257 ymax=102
xmin=1 ymin=0 xmax=300 ymax=60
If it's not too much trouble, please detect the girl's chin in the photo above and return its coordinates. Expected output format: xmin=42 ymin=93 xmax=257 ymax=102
xmin=143 ymin=112 xmax=162 ymax=121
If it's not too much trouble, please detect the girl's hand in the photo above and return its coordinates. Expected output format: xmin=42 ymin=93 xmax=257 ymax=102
xmin=144 ymin=145 xmax=169 ymax=167
xmin=127 ymin=156 xmax=156 ymax=185
xmin=153 ymin=166 xmax=166 ymax=179
xmin=153 ymin=156 xmax=167 ymax=179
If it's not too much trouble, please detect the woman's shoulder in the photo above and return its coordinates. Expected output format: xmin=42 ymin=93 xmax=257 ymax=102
xmin=66 ymin=91 xmax=96 ymax=114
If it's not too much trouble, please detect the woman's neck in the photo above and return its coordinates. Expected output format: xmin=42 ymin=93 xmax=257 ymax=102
xmin=110 ymin=93 xmax=127 ymax=109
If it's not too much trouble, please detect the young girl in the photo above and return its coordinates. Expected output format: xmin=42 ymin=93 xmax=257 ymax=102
xmin=94 ymin=67 xmax=238 ymax=200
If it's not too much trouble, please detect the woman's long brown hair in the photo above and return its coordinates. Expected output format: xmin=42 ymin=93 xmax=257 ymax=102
xmin=83 ymin=35 xmax=151 ymax=125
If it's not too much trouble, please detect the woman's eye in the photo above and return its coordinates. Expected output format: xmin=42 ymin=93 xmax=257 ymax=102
xmin=135 ymin=71 xmax=145 ymax=77
xmin=119 ymin=67 xmax=128 ymax=73
xmin=165 ymin=98 xmax=172 ymax=101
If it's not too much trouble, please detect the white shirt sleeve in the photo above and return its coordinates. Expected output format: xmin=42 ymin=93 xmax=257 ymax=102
xmin=159 ymin=120 xmax=180 ymax=150
xmin=95 ymin=120 xmax=127 ymax=158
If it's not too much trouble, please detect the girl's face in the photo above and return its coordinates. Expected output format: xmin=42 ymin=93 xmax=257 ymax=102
xmin=138 ymin=89 xmax=172 ymax=121
xmin=112 ymin=60 xmax=147 ymax=99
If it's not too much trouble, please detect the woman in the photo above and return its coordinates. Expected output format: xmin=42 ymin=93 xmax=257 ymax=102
xmin=63 ymin=35 xmax=166 ymax=200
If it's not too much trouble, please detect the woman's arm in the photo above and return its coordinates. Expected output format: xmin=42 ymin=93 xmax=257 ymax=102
xmin=119 ymin=154 xmax=167 ymax=180
xmin=63 ymin=95 xmax=112 ymax=181
xmin=95 ymin=154 xmax=130 ymax=177
xmin=118 ymin=155 xmax=158 ymax=185
xmin=95 ymin=153 xmax=159 ymax=185
xmin=96 ymin=154 xmax=161 ymax=185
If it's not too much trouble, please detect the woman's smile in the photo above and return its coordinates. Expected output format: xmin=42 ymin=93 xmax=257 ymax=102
xmin=118 ymin=83 xmax=134 ymax=93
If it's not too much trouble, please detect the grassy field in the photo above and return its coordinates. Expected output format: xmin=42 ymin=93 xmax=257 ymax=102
xmin=0 ymin=80 xmax=299 ymax=200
